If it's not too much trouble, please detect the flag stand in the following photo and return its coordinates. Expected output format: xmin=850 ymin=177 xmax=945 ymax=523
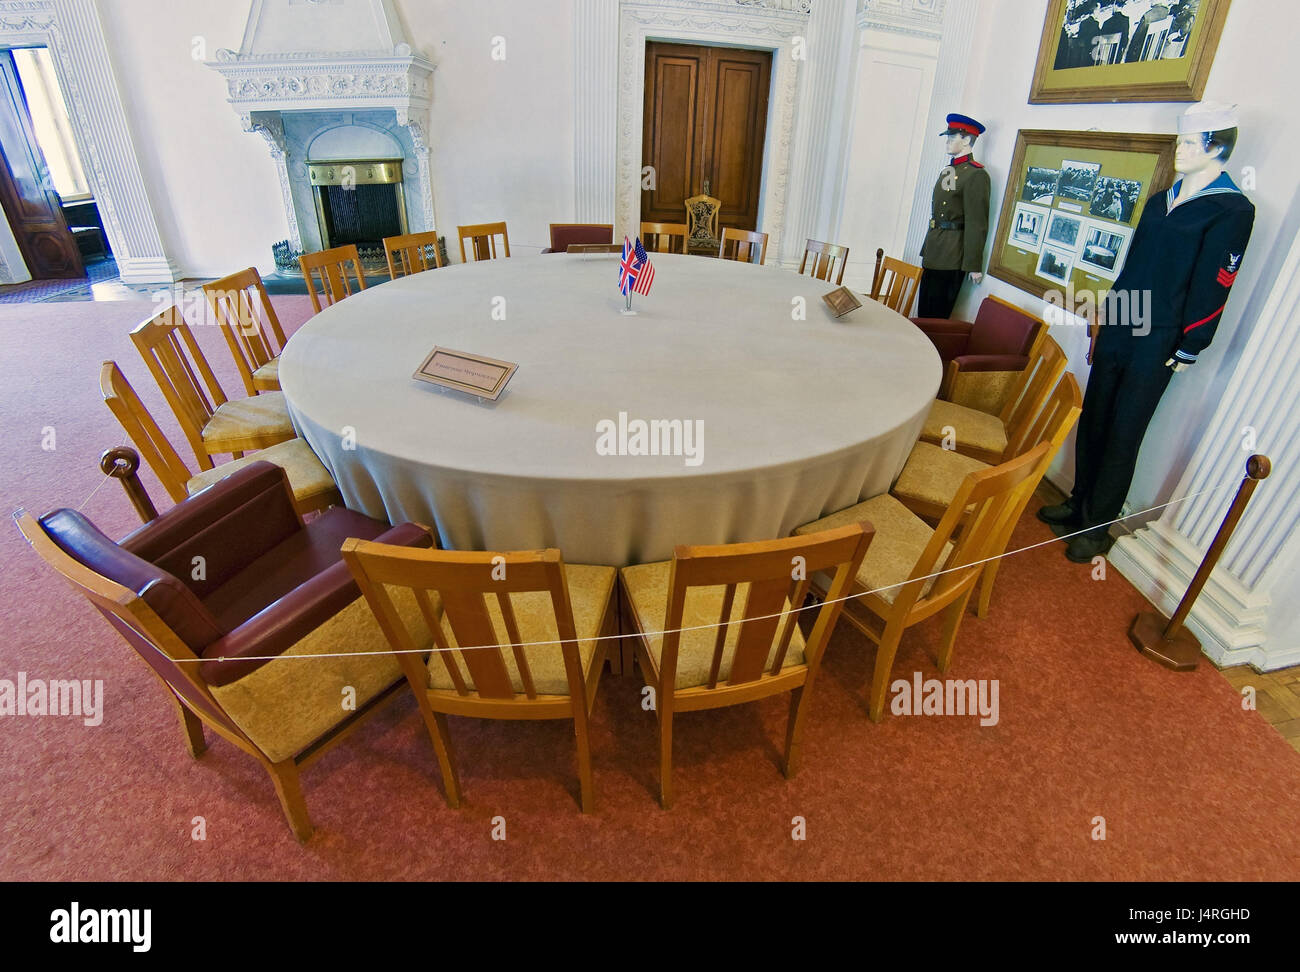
xmin=620 ymin=291 xmax=637 ymax=316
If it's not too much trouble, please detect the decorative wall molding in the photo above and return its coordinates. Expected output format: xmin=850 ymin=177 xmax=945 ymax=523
xmin=859 ymin=0 xmax=947 ymax=37
xmin=0 ymin=0 xmax=179 ymax=282
xmin=614 ymin=0 xmax=810 ymax=255
xmin=574 ymin=0 xmax=619 ymax=222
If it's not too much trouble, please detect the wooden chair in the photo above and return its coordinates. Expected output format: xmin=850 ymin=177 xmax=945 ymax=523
xmin=892 ymin=372 xmax=1082 ymax=617
xmin=129 ymin=307 xmax=296 ymax=469
xmin=383 ymin=230 xmax=444 ymax=281
xmin=202 ymin=267 xmax=286 ymax=396
xmin=920 ymin=332 xmax=1067 ymax=465
xmin=544 ymin=223 xmax=613 ymax=253
xmin=619 ymin=524 xmax=874 ymax=808
xmin=457 ymin=221 xmax=510 ymax=263
xmin=719 ymin=227 xmax=768 ymax=265
xmin=100 ymin=361 xmax=340 ymax=518
xmin=342 ymin=542 xmax=618 ymax=812
xmin=869 ymin=247 xmax=924 ymax=316
xmin=16 ymin=462 xmax=433 ymax=841
xmin=641 ymin=221 xmax=689 ymax=255
xmin=684 ymin=193 xmax=721 ymax=251
xmin=794 ymin=442 xmax=1049 ymax=721
xmin=799 ymin=239 xmax=850 ymax=285
xmin=299 ymin=244 xmax=366 ymax=313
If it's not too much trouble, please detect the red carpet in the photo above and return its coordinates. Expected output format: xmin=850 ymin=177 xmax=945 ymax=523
xmin=2 ymin=297 xmax=1298 ymax=881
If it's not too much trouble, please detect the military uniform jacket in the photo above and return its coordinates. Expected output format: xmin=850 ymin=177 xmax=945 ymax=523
xmin=920 ymin=155 xmax=991 ymax=272
xmin=1105 ymin=171 xmax=1255 ymax=364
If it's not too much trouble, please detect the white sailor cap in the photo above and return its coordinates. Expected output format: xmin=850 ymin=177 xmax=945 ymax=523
xmin=1178 ymin=102 xmax=1239 ymax=135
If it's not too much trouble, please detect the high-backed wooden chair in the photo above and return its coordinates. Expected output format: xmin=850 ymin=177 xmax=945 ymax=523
xmin=799 ymin=239 xmax=850 ymax=285
xmin=17 ymin=462 xmax=434 ymax=841
xmin=719 ymin=227 xmax=768 ymax=265
xmin=342 ymin=542 xmax=618 ymax=812
xmin=920 ymin=332 xmax=1067 ymax=465
xmin=100 ymin=361 xmax=340 ymax=517
xmin=130 ymin=307 xmax=296 ymax=469
xmin=684 ymin=193 xmax=721 ymax=251
xmin=457 ymin=221 xmax=510 ymax=262
xmin=640 ymin=221 xmax=689 ymax=255
xmin=299 ymin=244 xmax=366 ymax=313
xmin=869 ymin=247 xmax=924 ymax=316
xmin=619 ymin=525 xmax=874 ymax=808
xmin=383 ymin=230 xmax=444 ymax=280
xmin=794 ymin=442 xmax=1049 ymax=721
xmin=892 ymin=372 xmax=1082 ymax=617
xmin=202 ymin=267 xmax=286 ymax=396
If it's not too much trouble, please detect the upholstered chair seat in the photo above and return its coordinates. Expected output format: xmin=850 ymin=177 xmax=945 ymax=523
xmin=252 ymin=357 xmax=279 ymax=389
xmin=199 ymin=390 xmax=296 ymax=454
xmin=892 ymin=441 xmax=989 ymax=511
xmin=922 ymin=398 xmax=1009 ymax=457
xmin=183 ymin=438 xmax=336 ymax=511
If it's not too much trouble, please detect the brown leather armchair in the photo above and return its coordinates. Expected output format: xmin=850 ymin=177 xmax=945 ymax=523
xmin=17 ymin=461 xmax=436 ymax=841
xmin=911 ymin=296 xmax=1044 ymax=413
xmin=541 ymin=223 xmax=614 ymax=254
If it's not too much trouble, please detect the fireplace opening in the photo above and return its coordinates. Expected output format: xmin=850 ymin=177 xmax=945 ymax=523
xmin=309 ymin=158 xmax=408 ymax=265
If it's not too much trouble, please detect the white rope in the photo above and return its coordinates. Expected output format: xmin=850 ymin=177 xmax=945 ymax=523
xmin=165 ymin=477 xmax=1241 ymax=665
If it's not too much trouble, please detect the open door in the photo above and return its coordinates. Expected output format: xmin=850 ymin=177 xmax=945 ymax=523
xmin=0 ymin=50 xmax=83 ymax=280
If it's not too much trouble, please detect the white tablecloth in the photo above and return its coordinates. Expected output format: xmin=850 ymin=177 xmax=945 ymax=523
xmin=279 ymin=253 xmax=941 ymax=565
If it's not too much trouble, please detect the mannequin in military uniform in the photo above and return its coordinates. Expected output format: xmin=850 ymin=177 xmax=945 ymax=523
xmin=917 ymin=113 xmax=991 ymax=320
xmin=1039 ymin=103 xmax=1255 ymax=562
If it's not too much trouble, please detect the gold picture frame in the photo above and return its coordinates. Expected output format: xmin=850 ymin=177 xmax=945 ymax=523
xmin=1029 ymin=0 xmax=1231 ymax=104
xmin=413 ymin=347 xmax=518 ymax=401
xmin=988 ymin=129 xmax=1176 ymax=302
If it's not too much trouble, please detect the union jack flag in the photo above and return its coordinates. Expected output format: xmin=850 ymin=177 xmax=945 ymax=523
xmin=618 ymin=236 xmax=640 ymax=295
xmin=632 ymin=238 xmax=655 ymax=295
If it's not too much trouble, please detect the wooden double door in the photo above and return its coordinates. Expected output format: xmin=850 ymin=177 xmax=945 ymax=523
xmin=641 ymin=42 xmax=772 ymax=234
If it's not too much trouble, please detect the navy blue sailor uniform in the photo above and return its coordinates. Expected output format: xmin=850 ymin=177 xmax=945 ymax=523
xmin=1070 ymin=171 xmax=1255 ymax=535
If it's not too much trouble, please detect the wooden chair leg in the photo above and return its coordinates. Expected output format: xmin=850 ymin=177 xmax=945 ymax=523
xmin=170 ymin=694 xmax=206 ymax=757
xmin=423 ymin=708 xmax=462 ymax=809
xmin=658 ymin=707 xmax=674 ymax=809
xmin=976 ymin=559 xmax=1001 ymax=619
xmin=267 ymin=758 xmax=313 ymax=843
xmin=867 ymin=620 xmax=906 ymax=723
xmin=782 ymin=685 xmax=809 ymax=778
xmin=937 ymin=588 xmax=975 ymax=673
xmin=573 ymin=712 xmax=595 ymax=814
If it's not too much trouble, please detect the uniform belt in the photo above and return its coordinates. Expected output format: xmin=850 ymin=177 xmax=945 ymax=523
xmin=929 ymin=219 xmax=964 ymax=230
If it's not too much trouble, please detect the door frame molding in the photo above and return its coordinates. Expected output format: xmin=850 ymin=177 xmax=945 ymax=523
xmin=0 ymin=0 xmax=178 ymax=282
xmin=610 ymin=1 xmax=808 ymax=263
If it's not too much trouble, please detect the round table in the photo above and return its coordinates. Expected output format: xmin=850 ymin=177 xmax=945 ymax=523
xmin=279 ymin=252 xmax=941 ymax=565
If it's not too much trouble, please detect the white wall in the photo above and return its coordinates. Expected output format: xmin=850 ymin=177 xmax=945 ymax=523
xmin=954 ymin=0 xmax=1300 ymax=511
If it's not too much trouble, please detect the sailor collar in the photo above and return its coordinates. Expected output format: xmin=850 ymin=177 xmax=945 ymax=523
xmin=1166 ymin=171 xmax=1242 ymax=209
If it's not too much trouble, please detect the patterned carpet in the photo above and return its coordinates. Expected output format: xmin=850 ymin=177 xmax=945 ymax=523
xmin=0 ymin=256 xmax=120 ymax=303
xmin=2 ymin=296 xmax=1298 ymax=880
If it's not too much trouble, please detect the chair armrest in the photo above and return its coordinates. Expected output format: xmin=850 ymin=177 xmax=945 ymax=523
xmin=950 ymin=353 xmax=1030 ymax=373
xmin=910 ymin=318 xmax=974 ymax=362
xmin=540 ymin=247 xmax=556 ymax=254
xmin=199 ymin=521 xmax=435 ymax=686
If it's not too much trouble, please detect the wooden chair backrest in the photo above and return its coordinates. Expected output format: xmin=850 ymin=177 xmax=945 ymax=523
xmin=684 ymin=194 xmax=721 ymax=247
xmin=659 ymin=524 xmax=873 ymax=696
xmin=799 ymin=239 xmax=850 ymax=285
xmin=383 ymin=230 xmax=444 ymax=280
xmin=341 ymin=542 xmax=588 ymax=706
xmin=458 ymin=221 xmax=510 ymax=263
xmin=129 ymin=307 xmax=226 ymax=471
xmin=641 ymin=222 xmax=688 ymax=255
xmin=1001 ymin=333 xmax=1068 ymax=456
xmin=299 ymin=244 xmax=367 ymax=313
xmin=719 ymin=227 xmax=768 ymax=265
xmin=202 ymin=267 xmax=286 ymax=398
xmin=895 ymin=442 xmax=1050 ymax=613
xmin=99 ymin=361 xmax=193 ymax=504
xmin=869 ymin=249 xmax=923 ymax=316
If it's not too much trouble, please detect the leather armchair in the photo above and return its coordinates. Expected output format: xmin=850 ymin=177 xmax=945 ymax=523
xmin=911 ymin=296 xmax=1044 ymax=413
xmin=541 ymin=223 xmax=614 ymax=254
xmin=19 ymin=461 xmax=436 ymax=841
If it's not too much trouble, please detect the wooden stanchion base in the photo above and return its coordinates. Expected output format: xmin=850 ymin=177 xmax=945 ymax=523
xmin=1128 ymin=611 xmax=1201 ymax=672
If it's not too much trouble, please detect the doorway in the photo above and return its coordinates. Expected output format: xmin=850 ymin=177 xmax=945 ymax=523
xmin=641 ymin=41 xmax=772 ymax=238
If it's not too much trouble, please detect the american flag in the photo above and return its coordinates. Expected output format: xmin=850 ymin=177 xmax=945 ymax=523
xmin=618 ymin=236 xmax=640 ymax=295
xmin=631 ymin=238 xmax=655 ymax=295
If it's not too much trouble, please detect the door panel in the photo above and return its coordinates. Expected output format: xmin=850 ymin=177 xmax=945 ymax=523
xmin=0 ymin=51 xmax=83 ymax=280
xmin=642 ymin=42 xmax=771 ymax=234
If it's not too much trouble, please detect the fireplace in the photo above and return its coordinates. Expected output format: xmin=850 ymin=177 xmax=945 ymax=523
xmin=308 ymin=158 xmax=408 ymax=260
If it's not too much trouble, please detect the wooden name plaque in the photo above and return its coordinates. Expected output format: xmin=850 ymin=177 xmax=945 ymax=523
xmin=822 ymin=286 xmax=863 ymax=318
xmin=413 ymin=347 xmax=518 ymax=401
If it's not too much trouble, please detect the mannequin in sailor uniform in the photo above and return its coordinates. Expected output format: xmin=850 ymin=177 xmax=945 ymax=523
xmin=1039 ymin=104 xmax=1255 ymax=563
xmin=916 ymin=113 xmax=991 ymax=320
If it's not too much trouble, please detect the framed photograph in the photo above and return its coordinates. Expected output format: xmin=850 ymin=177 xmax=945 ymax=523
xmin=1021 ymin=166 xmax=1061 ymax=204
xmin=988 ymin=129 xmax=1176 ymax=301
xmin=1045 ymin=211 xmax=1084 ymax=249
xmin=1076 ymin=220 xmax=1133 ymax=280
xmin=413 ymin=347 xmax=518 ymax=401
xmin=1010 ymin=202 xmax=1049 ymax=252
xmin=1030 ymin=0 xmax=1232 ymax=104
xmin=1036 ymin=245 xmax=1076 ymax=286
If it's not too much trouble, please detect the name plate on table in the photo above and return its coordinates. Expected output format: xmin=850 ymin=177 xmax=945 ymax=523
xmin=413 ymin=347 xmax=518 ymax=401
xmin=822 ymin=286 xmax=863 ymax=318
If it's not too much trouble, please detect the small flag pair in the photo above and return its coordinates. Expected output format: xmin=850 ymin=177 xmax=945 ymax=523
xmin=618 ymin=236 xmax=655 ymax=296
